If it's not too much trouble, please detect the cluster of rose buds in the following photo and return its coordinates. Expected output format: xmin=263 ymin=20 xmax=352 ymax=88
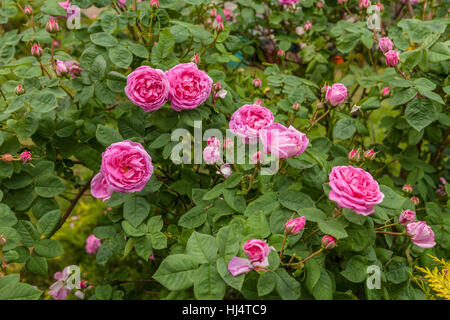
xmin=348 ymin=149 xmax=376 ymax=162
xmin=379 ymin=37 xmax=399 ymax=67
xmin=1 ymin=152 xmax=32 ymax=163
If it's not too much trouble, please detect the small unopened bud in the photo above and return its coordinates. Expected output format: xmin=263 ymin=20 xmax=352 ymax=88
xmin=402 ymin=184 xmax=413 ymax=193
xmin=316 ymin=101 xmax=324 ymax=109
xmin=381 ymin=87 xmax=390 ymax=97
xmin=150 ymin=0 xmax=159 ymax=9
xmin=410 ymin=196 xmax=420 ymax=206
xmin=321 ymin=235 xmax=337 ymax=249
xmin=348 ymin=149 xmax=360 ymax=162
xmin=363 ymin=149 xmax=376 ymax=160
xmin=46 ymin=18 xmax=59 ymax=33
xmin=292 ymin=102 xmax=299 ymax=111
xmin=31 ymin=44 xmax=43 ymax=57
xmin=223 ymin=138 xmax=234 ymax=150
xmin=215 ymin=21 xmax=224 ymax=32
xmin=252 ymin=78 xmax=262 ymax=88
xmin=317 ymin=1 xmax=323 ymax=8
xmin=23 ymin=6 xmax=33 ymax=16
xmin=2 ymin=154 xmax=13 ymax=162
xmin=213 ymin=81 xmax=222 ymax=91
xmin=20 ymin=151 xmax=32 ymax=163
xmin=15 ymin=85 xmax=25 ymax=96
xmin=251 ymin=151 xmax=264 ymax=165
xmin=254 ymin=99 xmax=263 ymax=106
xmin=0 ymin=234 xmax=6 ymax=247
xmin=321 ymin=85 xmax=328 ymax=94
xmin=191 ymin=55 xmax=200 ymax=65
xmin=80 ymin=280 xmax=88 ymax=289
xmin=210 ymin=9 xmax=217 ymax=17
xmin=277 ymin=49 xmax=284 ymax=57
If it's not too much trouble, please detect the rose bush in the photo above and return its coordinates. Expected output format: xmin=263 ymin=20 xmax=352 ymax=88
xmin=0 ymin=0 xmax=448 ymax=301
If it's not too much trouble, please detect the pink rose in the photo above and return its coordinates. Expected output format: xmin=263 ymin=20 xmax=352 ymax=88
xmin=359 ymin=0 xmax=371 ymax=8
xmin=278 ymin=0 xmax=300 ymax=4
xmin=19 ymin=151 xmax=32 ymax=163
xmin=243 ymin=239 xmax=271 ymax=264
xmin=252 ymin=78 xmax=262 ymax=88
xmin=85 ymin=234 xmax=101 ymax=254
xmin=322 ymin=235 xmax=337 ymax=249
xmin=217 ymin=163 xmax=232 ymax=178
xmin=285 ymin=216 xmax=306 ymax=235
xmin=203 ymin=145 xmax=221 ymax=165
xmin=251 ymin=151 xmax=264 ymax=164
xmin=385 ymin=50 xmax=399 ymax=67
xmin=406 ymin=221 xmax=436 ymax=248
xmin=381 ymin=86 xmax=390 ymax=97
xmin=207 ymin=137 xmax=221 ymax=149
xmin=259 ymin=123 xmax=309 ymax=159
xmin=304 ymin=21 xmax=312 ymax=31
xmin=125 ymin=66 xmax=169 ymax=112
xmin=100 ymin=140 xmax=153 ymax=193
xmin=227 ymin=257 xmax=252 ymax=276
xmin=378 ymin=37 xmax=394 ymax=52
xmin=411 ymin=196 xmax=419 ymax=205
xmin=49 ymin=281 xmax=71 ymax=300
xmin=348 ymin=149 xmax=360 ymax=162
xmin=229 ymin=104 xmax=274 ymax=144
xmin=165 ymin=63 xmax=212 ymax=111
xmin=58 ymin=0 xmax=71 ymax=10
xmin=402 ymin=184 xmax=413 ymax=193
xmin=91 ymin=172 xmax=113 ymax=201
xmin=328 ymin=166 xmax=384 ymax=215
xmin=326 ymin=83 xmax=348 ymax=106
xmin=399 ymin=210 xmax=416 ymax=226
xmin=31 ymin=44 xmax=43 ymax=57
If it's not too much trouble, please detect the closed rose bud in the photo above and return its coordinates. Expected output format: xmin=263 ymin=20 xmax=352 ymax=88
xmin=363 ymin=149 xmax=376 ymax=160
xmin=0 ymin=234 xmax=6 ymax=247
xmin=31 ymin=44 xmax=43 ymax=57
xmin=348 ymin=149 xmax=360 ymax=162
xmin=376 ymin=2 xmax=384 ymax=11
xmin=19 ymin=151 xmax=32 ymax=163
xmin=254 ymin=99 xmax=263 ymax=106
xmin=210 ymin=9 xmax=217 ymax=17
xmin=23 ymin=6 xmax=33 ymax=15
xmin=385 ymin=50 xmax=399 ymax=67
xmin=359 ymin=0 xmax=371 ymax=8
xmin=215 ymin=21 xmax=224 ymax=32
xmin=203 ymin=145 xmax=221 ymax=165
xmin=251 ymin=151 xmax=264 ymax=165
xmin=406 ymin=221 xmax=436 ymax=248
xmin=317 ymin=1 xmax=323 ymax=8
xmin=399 ymin=209 xmax=416 ymax=226
xmin=304 ymin=21 xmax=312 ymax=31
xmin=381 ymin=86 xmax=390 ymax=97
xmin=277 ymin=49 xmax=284 ymax=57
xmin=378 ymin=37 xmax=393 ymax=52
xmin=191 ymin=55 xmax=200 ymax=65
xmin=402 ymin=184 xmax=413 ymax=193
xmin=285 ymin=216 xmax=306 ymax=235
xmin=292 ymin=102 xmax=299 ymax=111
xmin=252 ymin=78 xmax=262 ymax=88
xmin=321 ymin=235 xmax=337 ymax=249
xmin=2 ymin=154 xmax=13 ymax=162
xmin=411 ymin=196 xmax=419 ymax=205
xmin=223 ymin=138 xmax=234 ymax=150
xmin=218 ymin=163 xmax=232 ymax=178
xmin=15 ymin=84 xmax=25 ymax=96
xmin=46 ymin=18 xmax=59 ymax=33
xmin=80 ymin=280 xmax=88 ymax=289
xmin=325 ymin=83 xmax=348 ymax=106
xmin=150 ymin=0 xmax=159 ymax=8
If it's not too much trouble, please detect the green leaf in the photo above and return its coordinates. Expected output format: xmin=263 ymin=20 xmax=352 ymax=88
xmin=153 ymin=254 xmax=199 ymax=291
xmin=26 ymin=254 xmax=48 ymax=276
xmin=386 ymin=257 xmax=411 ymax=284
xmin=340 ymin=255 xmax=368 ymax=283
xmin=0 ymin=227 xmax=20 ymax=251
xmin=0 ymin=282 xmax=42 ymax=300
xmin=305 ymin=259 xmax=321 ymax=293
xmin=257 ymin=271 xmax=276 ymax=296
xmin=216 ymin=226 xmax=239 ymax=260
xmin=109 ymin=46 xmax=133 ymax=69
xmin=193 ymin=263 xmax=226 ymax=300
xmin=186 ymin=231 xmax=218 ymax=264
xmin=279 ymin=190 xmax=315 ymax=211
xmin=37 ymin=210 xmax=61 ymax=237
xmin=405 ymin=98 xmax=437 ymax=131
xmin=134 ymin=235 xmax=152 ymax=260
xmin=90 ymin=32 xmax=118 ymax=47
xmin=150 ymin=231 xmax=167 ymax=250
xmin=34 ymin=239 xmax=64 ymax=258
xmin=95 ymin=284 xmax=112 ymax=300
xmin=34 ymin=175 xmax=66 ymax=198
xmin=312 ymin=270 xmax=334 ymax=300
xmin=96 ymin=125 xmax=123 ymax=147
xmin=147 ymin=215 xmax=163 ymax=233
xmin=128 ymin=43 xmax=149 ymax=59
xmin=178 ymin=206 xmax=207 ymax=228
xmin=31 ymin=92 xmax=58 ymax=113
xmin=15 ymin=220 xmax=39 ymax=247
xmin=275 ymin=268 xmax=301 ymax=300
xmin=333 ymin=119 xmax=356 ymax=140
xmin=318 ymin=219 xmax=348 ymax=239
xmin=123 ymin=196 xmax=150 ymax=228
xmin=379 ymin=185 xmax=406 ymax=209
xmin=0 ymin=203 xmax=17 ymax=227
xmin=202 ymin=183 xmax=225 ymax=201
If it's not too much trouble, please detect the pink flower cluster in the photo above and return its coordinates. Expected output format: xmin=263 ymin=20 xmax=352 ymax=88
xmin=328 ymin=165 xmax=384 ymax=215
xmin=91 ymin=140 xmax=153 ymax=201
xmin=85 ymin=234 xmax=101 ymax=254
xmin=56 ymin=59 xmax=83 ymax=78
xmin=227 ymin=239 xmax=274 ymax=277
xmin=125 ymin=63 xmax=212 ymax=113
xmin=49 ymin=267 xmax=89 ymax=300
xmin=378 ymin=37 xmax=399 ymax=67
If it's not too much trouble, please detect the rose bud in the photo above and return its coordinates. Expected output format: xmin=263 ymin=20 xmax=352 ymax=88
xmin=284 ymin=216 xmax=306 ymax=235
xmin=348 ymin=149 xmax=360 ymax=162
xmin=191 ymin=55 xmax=200 ymax=65
xmin=31 ymin=44 xmax=43 ymax=57
xmin=381 ymin=86 xmax=390 ymax=97
xmin=317 ymin=1 xmax=323 ymax=8
xmin=254 ymin=99 xmax=263 ymax=106
xmin=304 ymin=21 xmax=312 ymax=31
xmin=325 ymin=83 xmax=348 ymax=106
xmin=46 ymin=18 xmax=59 ymax=33
xmin=19 ymin=151 xmax=32 ymax=163
xmin=251 ymin=151 xmax=264 ymax=165
xmin=207 ymin=137 xmax=221 ymax=149
xmin=385 ymin=50 xmax=399 ymax=67
xmin=277 ymin=49 xmax=284 ymax=57
xmin=402 ymin=184 xmax=413 ymax=193
xmin=363 ymin=149 xmax=376 ymax=160
xmin=2 ymin=154 xmax=13 ymax=162
xmin=410 ymin=196 xmax=420 ymax=206
xmin=359 ymin=0 xmax=371 ymax=8
xmin=15 ymin=84 xmax=25 ymax=96
xmin=399 ymin=209 xmax=416 ymax=226
xmin=80 ymin=280 xmax=88 ymax=289
xmin=210 ymin=9 xmax=217 ymax=17
xmin=378 ymin=37 xmax=394 ymax=52
xmin=406 ymin=221 xmax=436 ymax=248
xmin=292 ymin=102 xmax=300 ymax=111
xmin=203 ymin=145 xmax=221 ymax=165
xmin=223 ymin=138 xmax=234 ymax=150
xmin=150 ymin=0 xmax=159 ymax=9
xmin=252 ymin=78 xmax=262 ymax=88
xmin=321 ymin=235 xmax=337 ymax=249
xmin=23 ymin=6 xmax=33 ymax=16
xmin=0 ymin=234 xmax=6 ymax=247
xmin=218 ymin=163 xmax=232 ymax=178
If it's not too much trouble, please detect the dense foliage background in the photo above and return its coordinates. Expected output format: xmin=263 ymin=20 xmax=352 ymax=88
xmin=0 ymin=0 xmax=449 ymax=300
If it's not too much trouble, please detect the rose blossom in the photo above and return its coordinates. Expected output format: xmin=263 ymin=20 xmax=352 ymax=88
xmin=304 ymin=21 xmax=312 ymax=31
xmin=85 ymin=234 xmax=101 ymax=254
xmin=251 ymin=151 xmax=264 ymax=164
xmin=99 ymin=140 xmax=153 ymax=193
xmin=90 ymin=172 xmax=113 ymax=201
xmin=378 ymin=37 xmax=394 ymax=52
xmin=385 ymin=50 xmax=399 ymax=67
xmin=325 ymin=83 xmax=348 ymax=106
xmin=328 ymin=165 xmax=384 ymax=215
xmin=399 ymin=210 xmax=416 ymax=226
xmin=322 ymin=235 xmax=337 ymax=249
xmin=217 ymin=163 xmax=232 ymax=178
xmin=228 ymin=239 xmax=274 ymax=276
xmin=165 ymin=63 xmax=212 ymax=111
xmin=285 ymin=216 xmax=306 ymax=235
xmin=259 ymin=123 xmax=309 ymax=159
xmin=406 ymin=221 xmax=436 ymax=248
xmin=229 ymin=104 xmax=274 ymax=144
xmin=278 ymin=0 xmax=300 ymax=5
xmin=207 ymin=137 xmax=221 ymax=149
xmin=49 ymin=267 xmax=73 ymax=300
xmin=203 ymin=145 xmax=221 ymax=165
xmin=125 ymin=66 xmax=169 ymax=112
xmin=19 ymin=151 xmax=32 ymax=163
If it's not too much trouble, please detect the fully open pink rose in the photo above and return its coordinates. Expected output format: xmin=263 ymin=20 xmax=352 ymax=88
xmin=378 ymin=37 xmax=394 ymax=52
xmin=259 ymin=123 xmax=309 ymax=159
xmin=285 ymin=216 xmax=306 ymax=235
xmin=243 ymin=239 xmax=271 ymax=264
xmin=165 ymin=63 xmax=212 ymax=111
xmin=326 ymin=83 xmax=348 ymax=106
xmin=125 ymin=66 xmax=169 ymax=112
xmin=328 ymin=166 xmax=384 ymax=215
xmin=91 ymin=172 xmax=113 ymax=201
xmin=229 ymin=104 xmax=274 ymax=144
xmin=100 ymin=140 xmax=153 ymax=193
xmin=279 ymin=0 xmax=300 ymax=4
xmin=85 ymin=234 xmax=101 ymax=254
xmin=406 ymin=221 xmax=436 ymax=248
